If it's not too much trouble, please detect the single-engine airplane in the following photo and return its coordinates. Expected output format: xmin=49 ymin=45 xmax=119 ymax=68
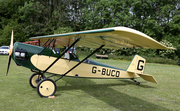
xmin=6 ymin=27 xmax=175 ymax=97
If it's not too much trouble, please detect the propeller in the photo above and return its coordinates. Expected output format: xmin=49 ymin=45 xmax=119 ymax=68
xmin=6 ymin=30 xmax=14 ymax=76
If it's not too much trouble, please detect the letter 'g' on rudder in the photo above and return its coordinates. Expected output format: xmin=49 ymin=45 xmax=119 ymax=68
xmin=126 ymin=54 xmax=146 ymax=74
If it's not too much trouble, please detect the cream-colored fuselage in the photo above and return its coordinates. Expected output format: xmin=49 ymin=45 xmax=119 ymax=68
xmin=31 ymin=55 xmax=139 ymax=79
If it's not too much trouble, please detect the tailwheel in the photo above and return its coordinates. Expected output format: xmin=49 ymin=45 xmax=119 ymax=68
xmin=136 ymin=82 xmax=140 ymax=85
xmin=131 ymin=78 xmax=140 ymax=85
xmin=37 ymin=78 xmax=56 ymax=97
xmin=29 ymin=73 xmax=42 ymax=88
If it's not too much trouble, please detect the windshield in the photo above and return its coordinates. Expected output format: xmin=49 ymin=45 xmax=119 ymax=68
xmin=0 ymin=46 xmax=9 ymax=49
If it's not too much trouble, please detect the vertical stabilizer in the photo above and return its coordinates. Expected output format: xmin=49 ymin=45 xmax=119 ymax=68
xmin=126 ymin=54 xmax=146 ymax=74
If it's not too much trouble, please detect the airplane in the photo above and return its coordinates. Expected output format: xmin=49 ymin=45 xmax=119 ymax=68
xmin=6 ymin=26 xmax=175 ymax=98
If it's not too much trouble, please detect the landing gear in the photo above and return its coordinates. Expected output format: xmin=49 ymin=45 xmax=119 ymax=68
xmin=29 ymin=73 xmax=57 ymax=97
xmin=37 ymin=78 xmax=56 ymax=97
xmin=29 ymin=73 xmax=42 ymax=88
xmin=131 ymin=78 xmax=140 ymax=85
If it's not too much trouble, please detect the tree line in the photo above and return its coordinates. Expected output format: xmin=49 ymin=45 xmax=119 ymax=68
xmin=0 ymin=0 xmax=180 ymax=59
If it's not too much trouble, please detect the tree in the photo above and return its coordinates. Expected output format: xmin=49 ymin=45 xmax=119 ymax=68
xmin=0 ymin=20 xmax=26 ymax=46
xmin=0 ymin=0 xmax=27 ymax=45
xmin=19 ymin=0 xmax=53 ymax=37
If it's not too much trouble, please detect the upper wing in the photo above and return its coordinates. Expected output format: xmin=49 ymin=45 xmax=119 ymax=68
xmin=29 ymin=27 xmax=175 ymax=49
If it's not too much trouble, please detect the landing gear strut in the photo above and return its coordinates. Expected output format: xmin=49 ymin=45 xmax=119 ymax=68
xmin=29 ymin=72 xmax=57 ymax=97
xmin=131 ymin=78 xmax=140 ymax=85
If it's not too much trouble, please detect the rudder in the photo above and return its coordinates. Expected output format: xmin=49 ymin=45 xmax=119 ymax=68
xmin=126 ymin=54 xmax=146 ymax=74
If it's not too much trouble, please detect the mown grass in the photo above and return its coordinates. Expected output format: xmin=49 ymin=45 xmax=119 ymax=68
xmin=0 ymin=55 xmax=180 ymax=111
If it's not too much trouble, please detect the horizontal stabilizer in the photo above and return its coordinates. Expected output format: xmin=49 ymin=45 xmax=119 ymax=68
xmin=137 ymin=73 xmax=158 ymax=84
xmin=127 ymin=54 xmax=157 ymax=84
xmin=127 ymin=71 xmax=157 ymax=84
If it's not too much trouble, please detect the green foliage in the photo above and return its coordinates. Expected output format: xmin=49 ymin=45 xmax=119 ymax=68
xmin=159 ymin=40 xmax=175 ymax=59
xmin=0 ymin=0 xmax=180 ymax=64
xmin=18 ymin=0 xmax=53 ymax=36
xmin=54 ymin=27 xmax=73 ymax=34
xmin=76 ymin=47 xmax=178 ymax=65
xmin=176 ymin=44 xmax=180 ymax=58
xmin=0 ymin=0 xmax=27 ymax=45
xmin=0 ymin=20 xmax=26 ymax=46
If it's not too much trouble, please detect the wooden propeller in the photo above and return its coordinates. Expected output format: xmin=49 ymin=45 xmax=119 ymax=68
xmin=6 ymin=30 xmax=14 ymax=76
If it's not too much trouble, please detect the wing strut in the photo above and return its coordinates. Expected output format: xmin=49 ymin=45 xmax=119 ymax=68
xmin=49 ymin=39 xmax=56 ymax=57
xmin=55 ymin=44 xmax=105 ymax=82
xmin=38 ymin=39 xmax=54 ymax=55
xmin=42 ymin=38 xmax=81 ymax=75
xmin=42 ymin=39 xmax=50 ymax=47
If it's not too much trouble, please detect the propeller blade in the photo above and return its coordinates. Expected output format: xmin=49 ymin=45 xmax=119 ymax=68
xmin=6 ymin=30 xmax=14 ymax=76
xmin=9 ymin=30 xmax=14 ymax=56
xmin=6 ymin=55 xmax=12 ymax=76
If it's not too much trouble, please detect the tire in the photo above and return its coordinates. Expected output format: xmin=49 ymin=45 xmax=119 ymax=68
xmin=37 ymin=78 xmax=56 ymax=97
xmin=29 ymin=73 xmax=41 ymax=88
xmin=136 ymin=82 xmax=140 ymax=85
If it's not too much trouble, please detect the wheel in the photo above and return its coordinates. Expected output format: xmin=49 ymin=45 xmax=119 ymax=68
xmin=29 ymin=73 xmax=41 ymax=88
xmin=136 ymin=82 xmax=140 ymax=85
xmin=37 ymin=79 xmax=56 ymax=97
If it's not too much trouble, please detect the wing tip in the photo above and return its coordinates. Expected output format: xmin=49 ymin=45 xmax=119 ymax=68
xmin=167 ymin=47 xmax=176 ymax=50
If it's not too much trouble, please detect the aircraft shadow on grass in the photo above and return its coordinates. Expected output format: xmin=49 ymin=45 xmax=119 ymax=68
xmin=56 ymin=77 xmax=169 ymax=110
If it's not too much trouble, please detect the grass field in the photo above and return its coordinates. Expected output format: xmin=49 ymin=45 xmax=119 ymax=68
xmin=0 ymin=55 xmax=180 ymax=111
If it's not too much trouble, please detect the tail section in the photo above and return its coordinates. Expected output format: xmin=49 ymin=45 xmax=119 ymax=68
xmin=126 ymin=54 xmax=146 ymax=74
xmin=127 ymin=54 xmax=157 ymax=84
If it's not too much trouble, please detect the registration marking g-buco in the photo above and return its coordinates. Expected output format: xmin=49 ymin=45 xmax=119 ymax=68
xmin=92 ymin=66 xmax=120 ymax=77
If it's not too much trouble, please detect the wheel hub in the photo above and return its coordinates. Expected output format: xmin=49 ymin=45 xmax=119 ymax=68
xmin=35 ymin=78 xmax=40 ymax=83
